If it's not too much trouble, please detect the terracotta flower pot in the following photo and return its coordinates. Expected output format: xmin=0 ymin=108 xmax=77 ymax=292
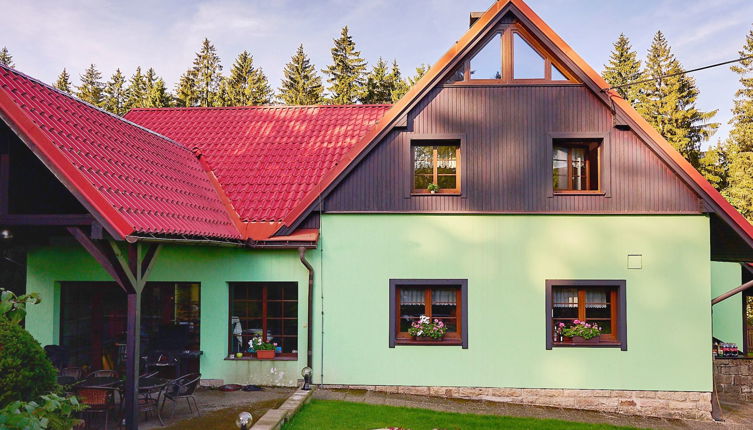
xmin=256 ymin=349 xmax=276 ymax=359
xmin=573 ymin=336 xmax=600 ymax=344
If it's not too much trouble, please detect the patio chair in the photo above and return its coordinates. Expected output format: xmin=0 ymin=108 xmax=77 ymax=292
xmin=90 ymin=369 xmax=119 ymax=378
xmin=74 ymin=386 xmax=119 ymax=430
xmin=61 ymin=367 xmax=84 ymax=380
xmin=159 ymin=373 xmax=201 ymax=423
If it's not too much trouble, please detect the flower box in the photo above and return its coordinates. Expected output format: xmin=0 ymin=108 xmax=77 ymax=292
xmin=255 ymin=350 xmax=276 ymax=359
xmin=413 ymin=336 xmax=445 ymax=342
xmin=572 ymin=336 xmax=600 ymax=344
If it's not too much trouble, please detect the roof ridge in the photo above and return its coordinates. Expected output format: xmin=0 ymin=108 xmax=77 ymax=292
xmin=0 ymin=63 xmax=192 ymax=154
xmin=126 ymin=104 xmax=392 ymax=112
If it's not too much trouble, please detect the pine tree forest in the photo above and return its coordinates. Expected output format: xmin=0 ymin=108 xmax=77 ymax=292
xmin=2 ymin=22 xmax=752 ymax=220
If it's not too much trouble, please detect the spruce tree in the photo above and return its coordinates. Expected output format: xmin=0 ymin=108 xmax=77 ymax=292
xmin=146 ymin=78 xmax=172 ymax=108
xmin=191 ymin=38 xmax=223 ymax=107
xmin=360 ymin=57 xmax=393 ymax=104
xmin=0 ymin=47 xmax=13 ymax=67
xmin=387 ymin=60 xmax=404 ymax=103
xmin=278 ymin=44 xmax=324 ymax=105
xmin=77 ymin=64 xmax=105 ymax=107
xmin=602 ymin=34 xmax=642 ymax=106
xmin=54 ymin=69 xmax=72 ymax=93
xmin=722 ymin=26 xmax=753 ymax=220
xmin=392 ymin=64 xmax=429 ymax=102
xmin=636 ymin=31 xmax=718 ymax=168
xmin=323 ymin=26 xmax=367 ymax=104
xmin=102 ymin=69 xmax=128 ymax=115
xmin=226 ymin=51 xmax=273 ymax=105
xmin=175 ymin=69 xmax=199 ymax=107
xmin=126 ymin=67 xmax=148 ymax=109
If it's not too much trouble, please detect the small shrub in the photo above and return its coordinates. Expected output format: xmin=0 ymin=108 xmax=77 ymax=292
xmin=0 ymin=319 xmax=58 ymax=407
xmin=0 ymin=393 xmax=84 ymax=430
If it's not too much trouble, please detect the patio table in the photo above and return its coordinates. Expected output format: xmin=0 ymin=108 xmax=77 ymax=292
xmin=76 ymin=377 xmax=121 ymax=388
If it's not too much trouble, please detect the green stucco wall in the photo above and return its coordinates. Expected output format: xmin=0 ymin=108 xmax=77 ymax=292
xmin=316 ymin=214 xmax=713 ymax=392
xmin=711 ymin=261 xmax=743 ymax=346
xmin=25 ymin=241 xmax=316 ymax=387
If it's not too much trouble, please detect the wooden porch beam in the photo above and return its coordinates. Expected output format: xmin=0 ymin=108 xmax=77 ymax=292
xmin=66 ymin=227 xmax=132 ymax=293
xmin=0 ymin=154 xmax=8 ymax=216
xmin=1 ymin=214 xmax=94 ymax=225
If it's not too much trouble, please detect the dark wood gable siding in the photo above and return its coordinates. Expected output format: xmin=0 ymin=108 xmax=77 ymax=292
xmin=325 ymin=85 xmax=702 ymax=214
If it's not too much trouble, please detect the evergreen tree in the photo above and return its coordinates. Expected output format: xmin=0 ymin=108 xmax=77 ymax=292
xmin=225 ymin=50 xmax=273 ymax=106
xmin=323 ymin=26 xmax=367 ymax=104
xmin=77 ymin=64 xmax=104 ymax=107
xmin=175 ymin=69 xmax=199 ymax=107
xmin=212 ymin=77 xmax=231 ymax=107
xmin=278 ymin=44 xmax=324 ymax=105
xmin=387 ymin=60 xmax=404 ymax=103
xmin=190 ymin=38 xmax=223 ymax=107
xmin=722 ymin=27 xmax=753 ymax=220
xmin=699 ymin=141 xmax=729 ymax=190
xmin=54 ymin=68 xmax=72 ymax=93
xmin=602 ymin=34 xmax=642 ymax=106
xmin=0 ymin=47 xmax=13 ymax=67
xmin=126 ymin=67 xmax=148 ymax=109
xmin=636 ymin=31 xmax=718 ymax=168
xmin=360 ymin=57 xmax=394 ymax=104
xmin=146 ymin=78 xmax=172 ymax=108
xmin=391 ymin=64 xmax=429 ymax=102
xmin=102 ymin=68 xmax=127 ymax=115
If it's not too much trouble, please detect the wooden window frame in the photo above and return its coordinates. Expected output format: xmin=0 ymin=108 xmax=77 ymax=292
xmin=389 ymin=279 xmax=468 ymax=348
xmin=449 ymin=23 xmax=578 ymax=86
xmin=552 ymin=140 xmax=601 ymax=194
xmin=228 ymin=282 xmax=298 ymax=360
xmin=545 ymin=280 xmax=627 ymax=350
xmin=411 ymin=140 xmax=462 ymax=195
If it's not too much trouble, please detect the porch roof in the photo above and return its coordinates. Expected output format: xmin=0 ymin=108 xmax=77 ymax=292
xmin=0 ymin=64 xmax=242 ymax=241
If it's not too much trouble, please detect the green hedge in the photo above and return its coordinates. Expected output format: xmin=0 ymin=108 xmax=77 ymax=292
xmin=0 ymin=319 xmax=58 ymax=407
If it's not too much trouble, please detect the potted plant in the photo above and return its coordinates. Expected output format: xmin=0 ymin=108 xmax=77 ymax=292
xmin=427 ymin=183 xmax=440 ymax=194
xmin=408 ymin=315 xmax=447 ymax=341
xmin=249 ymin=336 xmax=277 ymax=359
xmin=558 ymin=320 xmax=602 ymax=344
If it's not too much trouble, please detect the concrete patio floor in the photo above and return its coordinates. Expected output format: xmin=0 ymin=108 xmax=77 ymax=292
xmin=140 ymin=386 xmax=295 ymax=430
xmin=311 ymin=388 xmax=753 ymax=430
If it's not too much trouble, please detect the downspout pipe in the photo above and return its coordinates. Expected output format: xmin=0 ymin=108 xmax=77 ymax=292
xmin=298 ymin=246 xmax=314 ymax=371
xmin=711 ymin=279 xmax=753 ymax=305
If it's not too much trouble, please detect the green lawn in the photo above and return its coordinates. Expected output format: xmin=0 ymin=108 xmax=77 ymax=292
xmin=283 ymin=400 xmax=642 ymax=430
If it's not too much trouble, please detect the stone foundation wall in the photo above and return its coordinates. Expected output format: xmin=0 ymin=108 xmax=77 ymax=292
xmin=320 ymin=384 xmax=712 ymax=421
xmin=714 ymin=358 xmax=753 ymax=400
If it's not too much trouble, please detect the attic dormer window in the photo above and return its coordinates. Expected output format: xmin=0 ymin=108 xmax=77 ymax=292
xmin=447 ymin=24 xmax=575 ymax=84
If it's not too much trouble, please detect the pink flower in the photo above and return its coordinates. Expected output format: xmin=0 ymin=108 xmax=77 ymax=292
xmin=573 ymin=320 xmax=580 ymax=324
xmin=585 ymin=323 xmax=591 ymax=328
xmin=273 ymin=343 xmax=278 ymax=346
xmin=558 ymin=322 xmax=565 ymax=327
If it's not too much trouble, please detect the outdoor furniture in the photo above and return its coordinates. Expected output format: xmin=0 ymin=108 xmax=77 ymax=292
xmin=90 ymin=369 xmax=119 ymax=378
xmin=77 ymin=376 xmax=121 ymax=388
xmin=61 ymin=367 xmax=84 ymax=380
xmin=74 ymin=386 xmax=119 ymax=430
xmin=159 ymin=373 xmax=201 ymax=424
xmin=137 ymin=377 xmax=170 ymax=424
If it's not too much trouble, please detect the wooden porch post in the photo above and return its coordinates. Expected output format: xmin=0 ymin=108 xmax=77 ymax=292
xmin=67 ymin=228 xmax=161 ymax=430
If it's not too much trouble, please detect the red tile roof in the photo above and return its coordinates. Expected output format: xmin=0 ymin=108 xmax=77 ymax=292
xmin=125 ymin=105 xmax=390 ymax=226
xmin=0 ymin=64 xmax=241 ymax=240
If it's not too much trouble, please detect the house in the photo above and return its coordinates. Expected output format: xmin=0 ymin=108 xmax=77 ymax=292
xmin=712 ymin=262 xmax=753 ymax=354
xmin=3 ymin=0 xmax=753 ymax=425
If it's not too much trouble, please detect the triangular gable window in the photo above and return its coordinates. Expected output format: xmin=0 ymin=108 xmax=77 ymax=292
xmin=470 ymin=33 xmax=502 ymax=80
xmin=446 ymin=23 xmax=576 ymax=84
xmin=513 ymin=33 xmax=544 ymax=79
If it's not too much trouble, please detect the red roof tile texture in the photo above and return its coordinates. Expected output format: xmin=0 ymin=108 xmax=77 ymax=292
xmin=125 ymin=105 xmax=390 ymax=223
xmin=0 ymin=65 xmax=241 ymax=240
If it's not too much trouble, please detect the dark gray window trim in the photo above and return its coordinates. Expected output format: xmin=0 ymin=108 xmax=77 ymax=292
xmin=545 ymin=279 xmax=627 ymax=351
xmin=403 ymin=133 xmax=467 ymax=199
xmin=546 ymin=132 xmax=611 ymax=198
xmin=389 ymin=279 xmax=468 ymax=349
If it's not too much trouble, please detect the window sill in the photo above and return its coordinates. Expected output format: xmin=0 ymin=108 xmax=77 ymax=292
xmin=552 ymin=342 xmax=622 ymax=348
xmin=411 ymin=192 xmax=462 ymax=197
xmin=395 ymin=339 xmax=463 ymax=346
xmin=553 ymin=191 xmax=605 ymax=196
xmin=224 ymin=355 xmax=299 ymax=361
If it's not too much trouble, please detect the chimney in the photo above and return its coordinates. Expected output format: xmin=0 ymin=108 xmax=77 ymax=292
xmin=469 ymin=11 xmax=484 ymax=28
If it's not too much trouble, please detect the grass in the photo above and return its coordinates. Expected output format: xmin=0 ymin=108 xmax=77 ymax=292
xmin=283 ymin=399 xmax=643 ymax=430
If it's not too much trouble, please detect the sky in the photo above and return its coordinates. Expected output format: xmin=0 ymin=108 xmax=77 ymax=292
xmin=1 ymin=0 xmax=751 ymax=147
